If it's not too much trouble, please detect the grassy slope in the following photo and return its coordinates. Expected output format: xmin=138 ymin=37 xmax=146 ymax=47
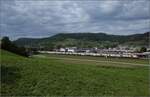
xmin=1 ymin=50 xmax=149 ymax=96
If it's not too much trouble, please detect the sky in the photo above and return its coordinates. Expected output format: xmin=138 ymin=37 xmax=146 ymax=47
xmin=0 ymin=0 xmax=150 ymax=40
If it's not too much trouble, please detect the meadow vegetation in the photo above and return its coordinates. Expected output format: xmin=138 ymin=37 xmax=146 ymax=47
xmin=1 ymin=49 xmax=149 ymax=96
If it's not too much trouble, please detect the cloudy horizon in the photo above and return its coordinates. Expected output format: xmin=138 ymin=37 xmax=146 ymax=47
xmin=0 ymin=0 xmax=150 ymax=40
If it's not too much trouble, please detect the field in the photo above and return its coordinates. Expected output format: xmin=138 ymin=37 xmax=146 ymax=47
xmin=1 ymin=49 xmax=150 ymax=96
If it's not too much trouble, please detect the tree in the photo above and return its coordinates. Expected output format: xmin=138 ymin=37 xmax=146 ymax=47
xmin=1 ymin=37 xmax=29 ymax=57
xmin=55 ymin=44 xmax=63 ymax=49
xmin=140 ymin=47 xmax=147 ymax=52
xmin=1 ymin=37 xmax=12 ymax=51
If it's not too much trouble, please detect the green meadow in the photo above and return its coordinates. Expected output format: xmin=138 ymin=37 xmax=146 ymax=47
xmin=1 ymin=49 xmax=149 ymax=96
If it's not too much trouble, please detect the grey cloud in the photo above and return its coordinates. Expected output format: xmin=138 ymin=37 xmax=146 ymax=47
xmin=0 ymin=0 xmax=150 ymax=40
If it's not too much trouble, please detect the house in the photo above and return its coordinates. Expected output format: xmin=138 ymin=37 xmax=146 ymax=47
xmin=76 ymin=48 xmax=92 ymax=53
xmin=66 ymin=47 xmax=77 ymax=53
xmin=59 ymin=48 xmax=66 ymax=52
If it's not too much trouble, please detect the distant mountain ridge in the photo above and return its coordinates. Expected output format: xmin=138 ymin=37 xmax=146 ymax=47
xmin=14 ymin=32 xmax=149 ymax=49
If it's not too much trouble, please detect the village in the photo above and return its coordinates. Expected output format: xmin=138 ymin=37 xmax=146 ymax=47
xmin=38 ymin=46 xmax=150 ymax=59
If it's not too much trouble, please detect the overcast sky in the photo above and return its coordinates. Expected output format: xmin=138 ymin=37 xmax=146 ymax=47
xmin=0 ymin=0 xmax=150 ymax=40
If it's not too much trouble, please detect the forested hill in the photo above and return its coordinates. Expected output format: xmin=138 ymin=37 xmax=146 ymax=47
xmin=14 ymin=32 xmax=149 ymax=48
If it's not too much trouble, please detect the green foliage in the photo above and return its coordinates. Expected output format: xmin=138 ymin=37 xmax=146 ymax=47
xmin=14 ymin=32 xmax=149 ymax=49
xmin=140 ymin=47 xmax=147 ymax=52
xmin=1 ymin=37 xmax=29 ymax=57
xmin=1 ymin=37 xmax=13 ymax=51
xmin=1 ymin=50 xmax=149 ymax=96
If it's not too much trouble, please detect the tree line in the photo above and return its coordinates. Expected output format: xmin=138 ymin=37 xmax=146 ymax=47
xmin=1 ymin=37 xmax=29 ymax=57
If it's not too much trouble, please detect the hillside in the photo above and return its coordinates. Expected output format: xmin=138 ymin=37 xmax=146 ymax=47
xmin=14 ymin=32 xmax=149 ymax=48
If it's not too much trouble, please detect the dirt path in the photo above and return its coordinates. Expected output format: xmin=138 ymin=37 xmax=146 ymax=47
xmin=34 ymin=55 xmax=150 ymax=67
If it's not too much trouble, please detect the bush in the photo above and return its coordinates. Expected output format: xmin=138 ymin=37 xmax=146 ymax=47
xmin=140 ymin=47 xmax=147 ymax=52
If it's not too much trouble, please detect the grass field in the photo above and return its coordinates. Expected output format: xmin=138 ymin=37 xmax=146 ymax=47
xmin=36 ymin=53 xmax=149 ymax=67
xmin=1 ymin=49 xmax=150 ymax=96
